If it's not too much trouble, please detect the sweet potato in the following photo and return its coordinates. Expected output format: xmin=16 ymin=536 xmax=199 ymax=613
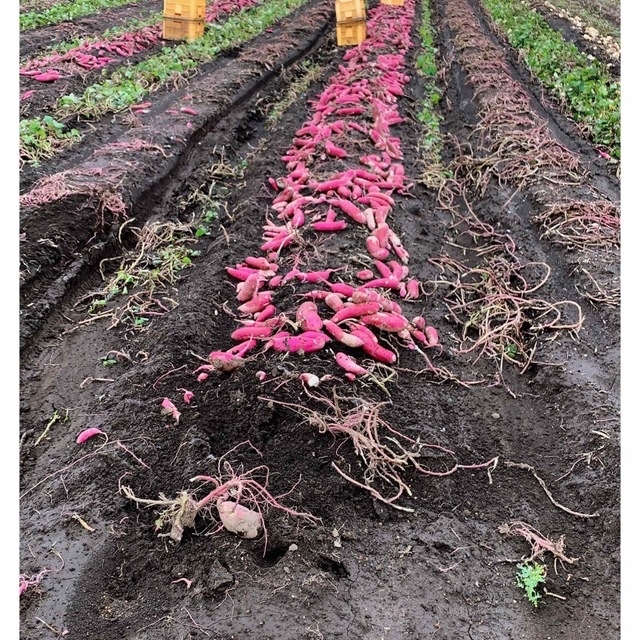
xmin=323 ymin=320 xmax=365 ymax=348
xmin=208 ymin=350 xmax=246 ymax=372
xmin=335 ymin=352 xmax=368 ymax=376
xmin=366 ymin=235 xmax=390 ymax=261
xmin=230 ymin=325 xmax=273 ymax=341
xmin=324 ymin=293 xmax=345 ymax=312
xmin=300 ymin=373 xmax=321 ymax=388
xmin=332 ymin=302 xmax=382 ymax=324
xmin=312 ymin=220 xmax=348 ymax=232
xmin=329 ymin=282 xmax=354 ymax=297
xmin=217 ymin=501 xmax=261 ymax=539
xmin=237 ymin=291 xmax=273 ymax=315
xmin=357 ymin=269 xmax=375 ymax=281
xmin=76 ymin=427 xmax=106 ymax=444
xmin=360 ymin=339 xmax=396 ymax=364
xmin=425 ymin=326 xmax=439 ymax=347
xmin=236 ymin=273 xmax=260 ymax=302
xmin=296 ymin=302 xmax=323 ymax=332
xmin=361 ymin=312 xmax=409 ymax=333
xmin=272 ymin=331 xmax=330 ymax=353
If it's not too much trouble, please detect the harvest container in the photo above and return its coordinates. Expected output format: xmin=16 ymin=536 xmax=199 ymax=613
xmin=380 ymin=0 xmax=405 ymax=5
xmin=162 ymin=17 xmax=205 ymax=41
xmin=335 ymin=0 xmax=366 ymax=22
xmin=164 ymin=0 xmax=206 ymax=20
xmin=163 ymin=0 xmax=205 ymax=41
xmin=336 ymin=19 xmax=366 ymax=46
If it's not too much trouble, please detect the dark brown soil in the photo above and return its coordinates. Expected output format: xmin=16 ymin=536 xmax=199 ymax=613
xmin=19 ymin=1 xmax=620 ymax=639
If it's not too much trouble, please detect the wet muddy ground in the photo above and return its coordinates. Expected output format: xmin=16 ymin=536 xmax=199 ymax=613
xmin=19 ymin=0 xmax=621 ymax=638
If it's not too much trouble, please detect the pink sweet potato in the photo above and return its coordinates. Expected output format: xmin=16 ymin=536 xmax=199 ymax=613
xmin=228 ymin=338 xmax=258 ymax=358
xmin=424 ymin=326 xmax=439 ymax=347
xmin=357 ymin=269 xmax=375 ymax=281
xmin=76 ymin=427 xmax=106 ymax=444
xmin=328 ymin=198 xmax=366 ymax=225
xmin=330 ymin=282 xmax=354 ymax=297
xmin=366 ymin=236 xmax=390 ymax=261
xmin=360 ymin=340 xmax=396 ymax=364
xmin=324 ymin=293 xmax=345 ymax=312
xmin=33 ymin=70 xmax=61 ymax=82
xmin=272 ymin=331 xmax=330 ymax=353
xmin=236 ymin=273 xmax=260 ymax=302
xmin=335 ymin=352 xmax=368 ymax=376
xmin=300 ymin=373 xmax=321 ymax=388
xmin=312 ymin=220 xmax=348 ymax=232
xmin=237 ymin=291 xmax=273 ymax=315
xmin=255 ymin=305 xmax=276 ymax=322
xmin=296 ymin=302 xmax=323 ymax=332
xmin=323 ymin=320 xmax=365 ymax=348
xmin=332 ymin=302 xmax=382 ymax=324
xmin=230 ymin=325 xmax=273 ymax=341
xmin=161 ymin=398 xmax=181 ymax=424
xmin=405 ymin=279 xmax=421 ymax=299
xmin=361 ymin=312 xmax=409 ymax=333
xmin=208 ymin=350 xmax=246 ymax=372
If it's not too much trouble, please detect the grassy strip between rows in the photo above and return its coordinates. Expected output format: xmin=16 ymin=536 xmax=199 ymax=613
xmin=482 ymin=0 xmax=619 ymax=159
xmin=415 ymin=0 xmax=448 ymax=187
xmin=20 ymin=0 xmax=137 ymax=31
xmin=20 ymin=0 xmax=307 ymax=168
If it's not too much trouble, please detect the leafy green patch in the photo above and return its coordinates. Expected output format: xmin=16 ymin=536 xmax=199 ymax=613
xmin=19 ymin=116 xmax=81 ymax=167
xmin=516 ymin=561 xmax=546 ymax=607
xmin=21 ymin=0 xmax=136 ymax=31
xmin=195 ymin=208 xmax=219 ymax=238
xmin=483 ymin=0 xmax=619 ymax=159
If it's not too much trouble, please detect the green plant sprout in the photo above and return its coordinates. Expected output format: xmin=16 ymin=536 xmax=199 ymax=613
xmin=516 ymin=561 xmax=546 ymax=607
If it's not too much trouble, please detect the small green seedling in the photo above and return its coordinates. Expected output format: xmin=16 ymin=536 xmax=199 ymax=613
xmin=516 ymin=561 xmax=546 ymax=607
xmin=504 ymin=343 xmax=519 ymax=359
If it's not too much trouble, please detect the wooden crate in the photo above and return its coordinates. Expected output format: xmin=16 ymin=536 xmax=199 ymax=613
xmin=335 ymin=0 xmax=366 ymax=23
xmin=162 ymin=17 xmax=205 ymax=41
xmin=163 ymin=0 xmax=206 ymax=20
xmin=336 ymin=19 xmax=366 ymax=46
xmin=380 ymin=0 xmax=405 ymax=5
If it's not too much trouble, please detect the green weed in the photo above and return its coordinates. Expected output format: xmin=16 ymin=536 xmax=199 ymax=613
xmin=516 ymin=561 xmax=546 ymax=607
